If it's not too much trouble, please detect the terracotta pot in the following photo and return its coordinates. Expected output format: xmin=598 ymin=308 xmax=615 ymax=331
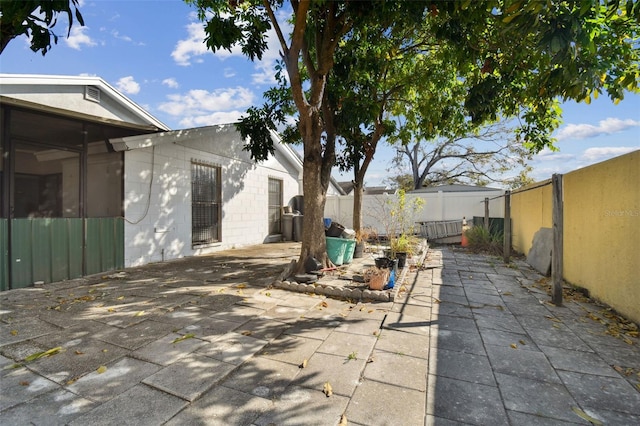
xmin=367 ymin=269 xmax=389 ymax=290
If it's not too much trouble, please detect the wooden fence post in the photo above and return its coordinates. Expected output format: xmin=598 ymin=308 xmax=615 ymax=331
xmin=484 ymin=197 xmax=489 ymax=230
xmin=503 ymin=191 xmax=511 ymax=263
xmin=552 ymin=174 xmax=564 ymax=306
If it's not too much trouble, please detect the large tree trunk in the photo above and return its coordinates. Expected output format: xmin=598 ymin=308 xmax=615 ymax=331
xmin=352 ymin=182 xmax=364 ymax=232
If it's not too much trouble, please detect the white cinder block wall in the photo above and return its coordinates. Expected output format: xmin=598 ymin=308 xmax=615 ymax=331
xmin=123 ymin=125 xmax=301 ymax=267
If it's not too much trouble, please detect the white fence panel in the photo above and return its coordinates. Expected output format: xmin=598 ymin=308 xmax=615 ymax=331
xmin=325 ymin=190 xmax=505 ymax=234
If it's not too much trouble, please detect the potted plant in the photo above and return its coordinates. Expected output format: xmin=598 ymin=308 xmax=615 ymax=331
xmin=379 ymin=189 xmax=424 ymax=266
xmin=354 ymin=227 xmax=374 ymax=258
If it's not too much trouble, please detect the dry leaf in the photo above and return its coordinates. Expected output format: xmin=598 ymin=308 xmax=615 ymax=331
xmin=19 ymin=381 xmax=29 ymax=386
xmin=510 ymin=343 xmax=517 ymax=349
xmin=236 ymin=284 xmax=247 ymax=289
xmin=519 ymin=340 xmax=526 ymax=345
xmin=241 ymin=330 xmax=252 ymax=336
xmin=320 ymin=301 xmax=329 ymax=308
xmin=96 ymin=366 xmax=107 ymax=374
xmin=116 ymin=296 xmax=124 ymax=300
xmin=502 ymin=292 xmax=513 ymax=296
xmin=367 ymin=356 xmax=375 ymax=363
xmin=75 ymin=350 xmax=84 ymax=355
xmin=172 ymin=333 xmax=196 ymax=344
xmin=107 ymin=308 xmax=116 ymax=313
xmin=339 ymin=414 xmax=348 ymax=426
xmin=25 ymin=346 xmax=63 ymax=362
xmin=10 ymin=330 xmax=18 ymax=336
xmin=134 ymin=311 xmax=145 ymax=317
xmin=571 ymin=406 xmax=602 ymax=425
xmin=323 ymin=382 xmax=333 ymax=397
xmin=433 ymin=297 xmax=441 ymax=304
xmin=299 ymin=359 xmax=308 ymax=369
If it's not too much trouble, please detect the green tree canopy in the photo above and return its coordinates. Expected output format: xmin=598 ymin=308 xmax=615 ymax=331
xmin=0 ymin=0 xmax=85 ymax=55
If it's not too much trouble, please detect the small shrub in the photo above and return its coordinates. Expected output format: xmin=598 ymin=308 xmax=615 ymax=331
xmin=464 ymin=226 xmax=503 ymax=255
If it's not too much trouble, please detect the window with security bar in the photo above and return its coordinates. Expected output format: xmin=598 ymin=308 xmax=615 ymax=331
xmin=191 ymin=161 xmax=221 ymax=246
xmin=268 ymin=178 xmax=283 ymax=235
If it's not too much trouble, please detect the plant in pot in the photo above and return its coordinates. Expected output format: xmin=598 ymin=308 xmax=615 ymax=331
xmin=381 ymin=189 xmax=424 ymax=267
xmin=354 ymin=227 xmax=374 ymax=258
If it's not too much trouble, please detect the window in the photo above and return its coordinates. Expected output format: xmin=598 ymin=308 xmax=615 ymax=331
xmin=268 ymin=178 xmax=283 ymax=235
xmin=191 ymin=161 xmax=221 ymax=246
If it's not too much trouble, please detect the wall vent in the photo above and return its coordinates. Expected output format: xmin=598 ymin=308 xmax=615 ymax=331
xmin=85 ymin=86 xmax=101 ymax=103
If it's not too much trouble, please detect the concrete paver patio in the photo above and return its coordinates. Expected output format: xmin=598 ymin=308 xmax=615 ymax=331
xmin=1 ymin=242 xmax=639 ymax=425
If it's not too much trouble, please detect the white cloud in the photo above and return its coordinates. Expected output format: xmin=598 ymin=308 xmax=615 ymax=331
xmin=224 ymin=68 xmax=236 ymax=78
xmin=179 ymin=111 xmax=245 ymax=127
xmin=66 ymin=26 xmax=96 ymax=50
xmin=171 ymin=22 xmax=244 ymax=66
xmin=115 ymin=76 xmax=140 ymax=95
xmin=251 ymin=26 xmax=285 ymax=85
xmin=162 ymin=78 xmax=179 ymax=89
xmin=158 ymin=87 xmax=254 ymax=124
xmin=111 ymin=30 xmax=132 ymax=42
xmin=556 ymin=117 xmax=640 ymax=141
xmin=581 ymin=146 xmax=638 ymax=163
xmin=533 ymin=147 xmax=575 ymax=162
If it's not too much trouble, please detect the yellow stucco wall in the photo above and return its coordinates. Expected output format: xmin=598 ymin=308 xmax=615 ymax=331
xmin=563 ymin=150 xmax=639 ymax=323
xmin=510 ymin=179 xmax=553 ymax=255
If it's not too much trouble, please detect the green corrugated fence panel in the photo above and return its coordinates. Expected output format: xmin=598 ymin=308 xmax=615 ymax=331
xmin=0 ymin=220 xmax=8 ymax=291
xmin=100 ymin=219 xmax=116 ymax=272
xmin=85 ymin=218 xmax=123 ymax=275
xmin=68 ymin=219 xmax=83 ymax=279
xmin=51 ymin=219 xmax=71 ymax=283
xmin=85 ymin=219 xmax=102 ymax=275
xmin=31 ymin=219 xmax=53 ymax=284
xmin=114 ymin=218 xmax=124 ymax=270
xmin=10 ymin=219 xmax=33 ymax=288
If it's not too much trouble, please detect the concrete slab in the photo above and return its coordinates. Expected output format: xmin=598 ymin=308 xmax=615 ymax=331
xmin=252 ymin=385 xmax=349 ymax=426
xmin=428 ymin=348 xmax=496 ymax=386
xmin=426 ymin=375 xmax=508 ymax=425
xmin=132 ymin=332 xmax=207 ymax=366
xmin=65 ymin=357 xmax=161 ymax=402
xmin=364 ymin=349 xmax=426 ymax=391
xmin=0 ymin=318 xmax=61 ymax=347
xmin=235 ymin=317 xmax=291 ymax=341
xmin=478 ymin=327 xmax=539 ymax=350
xmin=259 ymin=334 xmax=323 ymax=365
xmin=143 ymin=353 xmax=235 ymax=401
xmin=261 ymin=305 xmax=309 ymax=323
xmin=526 ymin=227 xmax=553 ymax=275
xmin=68 ymin=384 xmax=188 ymax=426
xmin=374 ymin=328 xmax=430 ymax=359
xmin=429 ymin=328 xmax=486 ymax=356
xmin=495 ymin=373 xmax=581 ymax=423
xmin=485 ymin=344 xmax=561 ymax=383
xmin=165 ymin=385 xmax=272 ymax=425
xmin=346 ymin=380 xmax=425 ymax=426
xmin=196 ymin=332 xmax=268 ymax=366
xmin=539 ymin=345 xmax=620 ymax=377
xmin=0 ymin=366 xmax=59 ymax=411
xmin=208 ymin=304 xmax=266 ymax=323
xmin=335 ymin=317 xmax=383 ymax=336
xmin=558 ymin=370 xmax=640 ymax=416
xmin=92 ymin=319 xmax=173 ymax=350
xmin=183 ymin=317 xmax=241 ymax=342
xmin=293 ymin=352 xmax=366 ymax=397
xmin=430 ymin=313 xmax=476 ymax=333
xmin=221 ymin=356 xmax=301 ymax=399
xmin=26 ymin=336 xmax=130 ymax=385
xmin=526 ymin=326 xmax=593 ymax=352
xmin=283 ymin=317 xmax=342 ymax=341
xmin=316 ymin=331 xmax=377 ymax=359
xmin=383 ymin=311 xmax=432 ymax=336
xmin=0 ymin=389 xmax=95 ymax=425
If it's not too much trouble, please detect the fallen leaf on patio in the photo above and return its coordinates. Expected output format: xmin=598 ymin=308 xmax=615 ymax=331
xmin=367 ymin=357 xmax=375 ymax=363
xmin=502 ymin=292 xmax=513 ymax=296
xmin=134 ymin=311 xmax=145 ymax=317
xmin=25 ymin=347 xmax=63 ymax=362
xmin=102 ymin=349 xmax=108 ymax=353
xmin=360 ymin=306 xmax=366 ymax=311
xmin=117 ymin=296 xmax=124 ymax=300
xmin=299 ymin=359 xmax=308 ymax=369
xmin=66 ymin=379 xmax=77 ymax=385
xmin=241 ymin=330 xmax=252 ymax=336
xmin=571 ymin=406 xmax=602 ymax=425
xmin=19 ymin=381 xmax=29 ymax=386
xmin=75 ymin=350 xmax=84 ymax=355
xmin=433 ymin=298 xmax=441 ymax=304
xmin=372 ymin=331 xmax=379 ymax=336
xmin=107 ymin=308 xmax=116 ymax=313
xmin=552 ymin=324 xmax=561 ymax=329
xmin=320 ymin=301 xmax=329 ymax=308
xmin=10 ymin=330 xmax=18 ymax=336
xmin=519 ymin=340 xmax=526 ymax=345
xmin=623 ymin=338 xmax=634 ymax=345
xmin=236 ymin=283 xmax=247 ymax=289
xmin=265 ymin=292 xmax=271 ymax=297
xmin=323 ymin=382 xmax=333 ymax=397
xmin=96 ymin=366 xmax=107 ymax=374
xmin=339 ymin=414 xmax=348 ymax=426
xmin=172 ymin=333 xmax=196 ymax=344
xmin=510 ymin=343 xmax=517 ymax=349
xmin=544 ymin=315 xmax=561 ymax=323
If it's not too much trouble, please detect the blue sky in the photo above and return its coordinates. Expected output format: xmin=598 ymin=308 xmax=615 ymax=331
xmin=1 ymin=0 xmax=638 ymax=186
